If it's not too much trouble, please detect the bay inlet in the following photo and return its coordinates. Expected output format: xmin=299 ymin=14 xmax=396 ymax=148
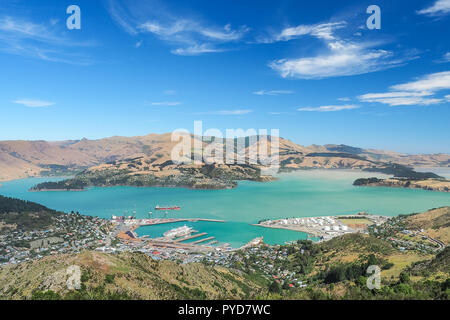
xmin=0 ymin=170 xmax=449 ymax=247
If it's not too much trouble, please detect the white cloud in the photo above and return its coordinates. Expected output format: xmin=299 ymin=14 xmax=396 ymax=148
xmin=163 ymin=90 xmax=176 ymax=95
xmin=270 ymin=41 xmax=410 ymax=79
xmin=297 ymin=105 xmax=359 ymax=112
xmin=359 ymin=94 xmax=442 ymax=106
xmin=0 ymin=16 xmax=94 ymax=64
xmin=417 ymin=0 xmax=450 ymax=16
xmin=106 ymin=0 xmax=248 ymax=55
xmin=435 ymin=52 xmax=450 ymax=63
xmin=445 ymin=94 xmax=450 ymax=101
xmin=391 ymin=71 xmax=450 ymax=92
xmin=13 ymin=99 xmax=55 ymax=107
xmin=135 ymin=40 xmax=143 ymax=48
xmin=276 ymin=22 xmax=346 ymax=42
xmin=171 ymin=44 xmax=224 ymax=56
xmin=139 ymin=21 xmax=247 ymax=42
xmin=217 ymin=109 xmax=252 ymax=115
xmin=268 ymin=21 xmax=413 ymax=79
xmin=337 ymin=97 xmax=351 ymax=101
xmin=358 ymin=71 xmax=450 ymax=106
xmin=442 ymin=52 xmax=450 ymax=62
xmin=151 ymin=101 xmax=181 ymax=106
xmin=253 ymin=90 xmax=293 ymax=96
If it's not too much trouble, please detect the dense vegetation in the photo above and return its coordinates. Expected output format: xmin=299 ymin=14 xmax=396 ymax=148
xmin=31 ymin=179 xmax=88 ymax=191
xmin=0 ymin=195 xmax=54 ymax=214
xmin=0 ymin=195 xmax=60 ymax=233
xmin=353 ymin=177 xmax=382 ymax=186
xmin=363 ymin=163 xmax=443 ymax=179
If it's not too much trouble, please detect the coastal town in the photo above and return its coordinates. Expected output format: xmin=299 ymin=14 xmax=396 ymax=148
xmin=0 ymin=212 xmax=113 ymax=265
xmin=2 ymin=205 xmax=445 ymax=269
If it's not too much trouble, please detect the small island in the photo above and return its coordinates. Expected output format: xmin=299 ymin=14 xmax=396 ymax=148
xmin=30 ymin=161 xmax=276 ymax=191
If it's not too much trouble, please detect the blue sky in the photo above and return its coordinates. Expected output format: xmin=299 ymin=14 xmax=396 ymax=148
xmin=0 ymin=0 xmax=449 ymax=153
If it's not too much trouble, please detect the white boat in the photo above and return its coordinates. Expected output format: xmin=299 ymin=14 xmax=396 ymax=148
xmin=163 ymin=225 xmax=193 ymax=238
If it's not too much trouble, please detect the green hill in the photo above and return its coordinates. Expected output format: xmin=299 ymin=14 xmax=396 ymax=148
xmin=0 ymin=251 xmax=265 ymax=300
xmin=0 ymin=195 xmax=60 ymax=233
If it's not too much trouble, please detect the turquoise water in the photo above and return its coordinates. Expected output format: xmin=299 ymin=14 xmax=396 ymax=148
xmin=1 ymin=170 xmax=449 ymax=247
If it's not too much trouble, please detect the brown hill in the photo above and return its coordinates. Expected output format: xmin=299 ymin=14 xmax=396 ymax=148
xmin=1 ymin=134 xmax=449 ymax=182
xmin=404 ymin=207 xmax=450 ymax=244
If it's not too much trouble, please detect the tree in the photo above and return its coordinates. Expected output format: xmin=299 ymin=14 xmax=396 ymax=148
xmin=399 ymin=272 xmax=410 ymax=284
xmin=268 ymin=281 xmax=281 ymax=293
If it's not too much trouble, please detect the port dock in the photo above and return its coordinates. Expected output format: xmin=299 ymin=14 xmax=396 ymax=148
xmin=174 ymin=232 xmax=207 ymax=243
xmin=192 ymin=236 xmax=215 ymax=244
xmin=115 ymin=217 xmax=226 ymax=227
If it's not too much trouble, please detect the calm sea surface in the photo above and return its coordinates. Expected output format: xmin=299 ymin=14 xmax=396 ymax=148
xmin=1 ymin=170 xmax=449 ymax=247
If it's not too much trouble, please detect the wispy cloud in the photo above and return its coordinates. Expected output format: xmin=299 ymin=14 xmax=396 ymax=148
xmin=417 ymin=0 xmax=450 ymax=16
xmin=358 ymin=91 xmax=442 ymax=106
xmin=390 ymin=71 xmax=450 ymax=92
xmin=106 ymin=0 xmax=248 ymax=55
xmin=276 ymin=22 xmax=346 ymax=42
xmin=163 ymin=89 xmax=176 ymax=95
xmin=297 ymin=105 xmax=359 ymax=112
xmin=435 ymin=52 xmax=450 ymax=63
xmin=13 ymin=99 xmax=55 ymax=107
xmin=0 ymin=16 xmax=94 ymax=64
xmin=337 ymin=97 xmax=351 ymax=101
xmin=217 ymin=109 xmax=252 ymax=115
xmin=253 ymin=90 xmax=293 ymax=96
xmin=358 ymin=71 xmax=450 ymax=106
xmin=170 ymin=44 xmax=225 ymax=56
xmin=151 ymin=101 xmax=181 ymax=106
xmin=268 ymin=21 xmax=414 ymax=79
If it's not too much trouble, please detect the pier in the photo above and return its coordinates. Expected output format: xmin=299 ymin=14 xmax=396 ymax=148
xmin=173 ymin=232 xmax=207 ymax=243
xmin=116 ymin=217 xmax=226 ymax=227
xmin=192 ymin=236 xmax=215 ymax=244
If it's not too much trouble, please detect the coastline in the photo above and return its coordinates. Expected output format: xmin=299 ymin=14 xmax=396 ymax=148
xmin=353 ymin=178 xmax=450 ymax=193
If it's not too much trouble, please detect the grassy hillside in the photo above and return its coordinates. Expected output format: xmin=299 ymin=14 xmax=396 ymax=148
xmin=404 ymin=207 xmax=450 ymax=244
xmin=0 ymin=235 xmax=447 ymax=300
xmin=0 ymin=251 xmax=265 ymax=300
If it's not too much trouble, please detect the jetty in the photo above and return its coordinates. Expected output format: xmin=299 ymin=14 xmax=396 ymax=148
xmin=115 ymin=217 xmax=226 ymax=227
xmin=173 ymin=232 xmax=207 ymax=243
xmin=192 ymin=236 xmax=215 ymax=244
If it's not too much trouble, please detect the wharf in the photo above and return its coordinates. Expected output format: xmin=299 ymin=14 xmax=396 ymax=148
xmin=192 ymin=236 xmax=215 ymax=244
xmin=173 ymin=232 xmax=207 ymax=243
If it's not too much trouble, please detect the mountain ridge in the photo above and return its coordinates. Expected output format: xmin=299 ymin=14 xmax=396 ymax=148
xmin=1 ymin=133 xmax=449 ymax=182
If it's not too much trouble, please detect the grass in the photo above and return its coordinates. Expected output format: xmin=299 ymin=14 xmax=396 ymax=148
xmin=382 ymin=252 xmax=432 ymax=279
xmin=337 ymin=218 xmax=374 ymax=226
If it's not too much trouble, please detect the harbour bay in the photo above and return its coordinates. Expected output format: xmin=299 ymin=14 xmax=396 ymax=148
xmin=1 ymin=169 xmax=449 ymax=247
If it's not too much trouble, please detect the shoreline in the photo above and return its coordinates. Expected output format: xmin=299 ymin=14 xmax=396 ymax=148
xmin=27 ymin=176 xmax=278 ymax=192
xmin=354 ymin=178 xmax=450 ymax=193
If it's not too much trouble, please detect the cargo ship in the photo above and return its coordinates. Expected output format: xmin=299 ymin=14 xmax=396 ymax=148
xmin=163 ymin=225 xmax=192 ymax=238
xmin=155 ymin=205 xmax=180 ymax=211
